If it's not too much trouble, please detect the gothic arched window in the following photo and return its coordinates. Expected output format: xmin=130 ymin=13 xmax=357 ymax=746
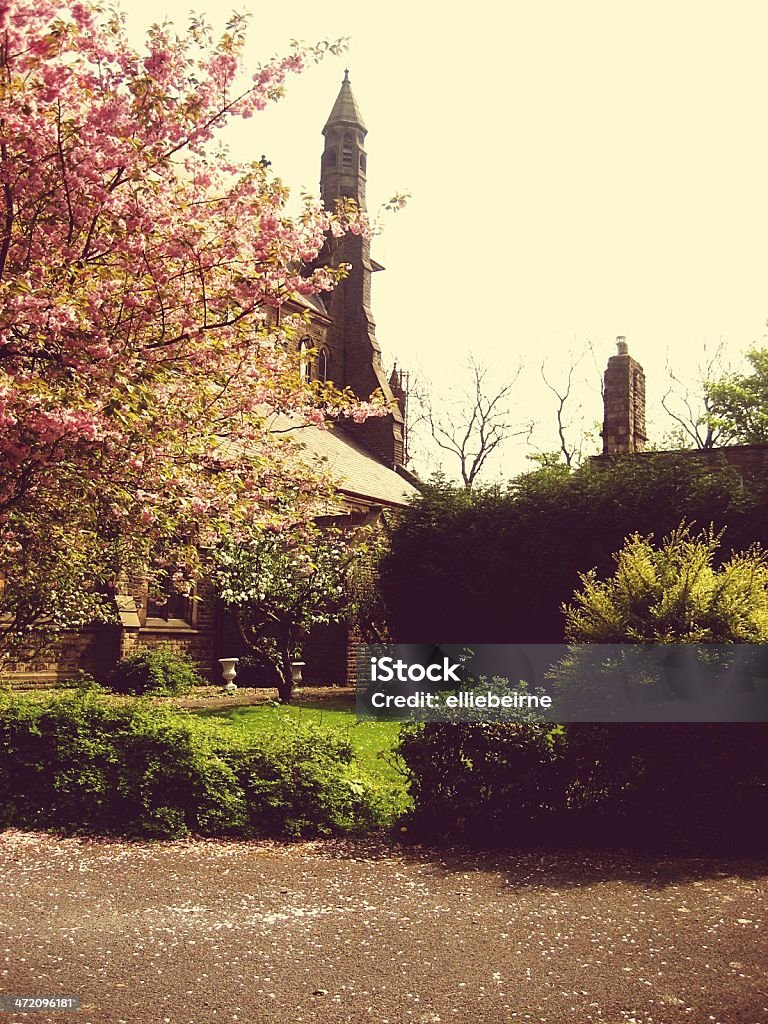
xmin=299 ymin=337 xmax=312 ymax=383
xmin=317 ymin=347 xmax=330 ymax=383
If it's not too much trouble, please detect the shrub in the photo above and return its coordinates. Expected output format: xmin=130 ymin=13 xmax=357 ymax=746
xmin=397 ymin=721 xmax=567 ymax=844
xmin=564 ymin=526 xmax=768 ymax=643
xmin=557 ymin=527 xmax=768 ymax=852
xmin=70 ymin=670 xmax=103 ymax=693
xmin=224 ymin=726 xmax=389 ymax=838
xmin=396 ymin=717 xmax=768 ymax=852
xmin=562 ymin=722 xmax=768 ymax=852
xmin=108 ymin=645 xmax=205 ymax=696
xmin=0 ymin=692 xmax=388 ymax=838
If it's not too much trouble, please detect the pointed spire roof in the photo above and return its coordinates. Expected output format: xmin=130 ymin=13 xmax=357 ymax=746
xmin=323 ymin=69 xmax=366 ymax=134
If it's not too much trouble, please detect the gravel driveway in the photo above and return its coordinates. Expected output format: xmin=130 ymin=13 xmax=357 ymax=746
xmin=1 ymin=831 xmax=766 ymax=1024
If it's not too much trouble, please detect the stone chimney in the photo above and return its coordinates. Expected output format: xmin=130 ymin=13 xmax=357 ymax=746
xmin=388 ymin=364 xmax=409 ymax=463
xmin=601 ymin=336 xmax=647 ymax=454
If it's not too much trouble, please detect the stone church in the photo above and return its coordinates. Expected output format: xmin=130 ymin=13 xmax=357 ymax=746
xmin=8 ymin=73 xmax=419 ymax=686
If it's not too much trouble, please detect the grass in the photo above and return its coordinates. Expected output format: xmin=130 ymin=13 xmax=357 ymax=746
xmin=194 ymin=692 xmax=411 ymax=818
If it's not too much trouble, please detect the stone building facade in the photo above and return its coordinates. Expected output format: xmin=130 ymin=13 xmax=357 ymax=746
xmin=5 ymin=73 xmax=418 ymax=687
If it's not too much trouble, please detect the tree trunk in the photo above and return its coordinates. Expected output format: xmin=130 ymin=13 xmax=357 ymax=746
xmin=275 ymin=631 xmax=295 ymax=704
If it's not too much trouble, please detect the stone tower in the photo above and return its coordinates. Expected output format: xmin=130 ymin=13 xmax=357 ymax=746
xmin=601 ymin=337 xmax=647 ymax=454
xmin=319 ymin=71 xmax=405 ymax=467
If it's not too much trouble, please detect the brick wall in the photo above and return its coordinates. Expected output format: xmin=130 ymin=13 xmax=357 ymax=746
xmin=602 ymin=337 xmax=647 ymax=454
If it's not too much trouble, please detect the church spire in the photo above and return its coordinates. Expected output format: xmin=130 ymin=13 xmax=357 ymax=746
xmin=323 ymin=70 xmax=367 ymax=134
xmin=320 ymin=71 xmax=368 ymax=211
xmin=317 ymin=73 xmax=406 ymax=468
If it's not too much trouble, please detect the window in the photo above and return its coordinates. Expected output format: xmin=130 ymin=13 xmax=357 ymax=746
xmin=299 ymin=337 xmax=312 ymax=383
xmin=342 ymin=132 xmax=355 ymax=168
xmin=317 ymin=347 xmax=330 ymax=382
xmin=146 ymin=580 xmax=194 ymax=625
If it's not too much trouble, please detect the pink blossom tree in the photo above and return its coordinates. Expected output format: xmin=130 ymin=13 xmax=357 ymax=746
xmin=0 ymin=1 xmax=378 ymax=652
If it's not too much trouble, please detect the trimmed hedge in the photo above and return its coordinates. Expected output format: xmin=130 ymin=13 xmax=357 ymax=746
xmin=562 ymin=722 xmax=768 ymax=852
xmin=0 ymin=693 xmax=388 ymax=838
xmin=381 ymin=460 xmax=764 ymax=643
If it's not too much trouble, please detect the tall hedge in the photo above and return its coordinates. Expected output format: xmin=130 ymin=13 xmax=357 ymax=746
xmin=381 ymin=457 xmax=768 ymax=642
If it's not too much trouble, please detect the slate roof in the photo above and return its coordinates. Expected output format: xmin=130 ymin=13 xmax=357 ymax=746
xmin=323 ymin=72 xmax=367 ymax=133
xmin=290 ymin=291 xmax=330 ymax=319
xmin=268 ymin=412 xmax=418 ymax=507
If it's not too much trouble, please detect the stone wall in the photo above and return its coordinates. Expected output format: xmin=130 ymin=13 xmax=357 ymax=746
xmin=134 ymin=626 xmax=217 ymax=680
xmin=593 ymin=443 xmax=768 ymax=482
xmin=1 ymin=625 xmax=120 ymax=686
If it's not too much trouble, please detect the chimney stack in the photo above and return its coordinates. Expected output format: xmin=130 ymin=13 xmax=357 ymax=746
xmin=601 ymin=336 xmax=647 ymax=454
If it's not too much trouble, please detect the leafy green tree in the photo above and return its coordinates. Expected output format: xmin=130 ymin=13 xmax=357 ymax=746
xmin=706 ymin=348 xmax=768 ymax=444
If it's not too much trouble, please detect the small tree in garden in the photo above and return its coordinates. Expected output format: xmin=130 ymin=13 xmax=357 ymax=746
xmin=210 ymin=520 xmax=379 ymax=702
xmin=0 ymin=0 xmax=381 ymax=659
xmin=706 ymin=347 xmax=768 ymax=445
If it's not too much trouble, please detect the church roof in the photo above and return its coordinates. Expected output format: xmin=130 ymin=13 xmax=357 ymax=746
xmin=289 ymin=290 xmax=330 ymax=320
xmin=268 ymin=412 xmax=418 ymax=507
xmin=323 ymin=70 xmax=366 ymax=133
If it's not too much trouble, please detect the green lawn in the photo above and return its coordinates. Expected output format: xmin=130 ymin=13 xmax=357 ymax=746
xmin=194 ymin=694 xmax=411 ymax=816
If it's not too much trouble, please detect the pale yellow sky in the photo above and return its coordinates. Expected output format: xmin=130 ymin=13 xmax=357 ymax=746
xmin=121 ymin=0 xmax=768 ymax=477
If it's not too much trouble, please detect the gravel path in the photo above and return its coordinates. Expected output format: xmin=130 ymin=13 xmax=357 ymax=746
xmin=1 ymin=831 xmax=767 ymax=1024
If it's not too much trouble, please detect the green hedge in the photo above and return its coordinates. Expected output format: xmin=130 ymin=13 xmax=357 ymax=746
xmin=397 ymin=721 xmax=568 ymax=844
xmin=381 ymin=460 xmax=764 ymax=643
xmin=0 ymin=693 xmax=388 ymax=838
xmin=397 ymin=721 xmax=768 ymax=852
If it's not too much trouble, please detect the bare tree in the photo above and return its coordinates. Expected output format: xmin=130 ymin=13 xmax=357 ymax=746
xmin=540 ymin=357 xmax=583 ymax=468
xmin=660 ymin=341 xmax=736 ymax=449
xmin=413 ymin=358 xmax=531 ymax=488
xmin=533 ymin=345 xmax=601 ymax=468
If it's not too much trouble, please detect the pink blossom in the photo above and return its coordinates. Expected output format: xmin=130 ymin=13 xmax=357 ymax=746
xmin=0 ymin=0 xmax=375 ymax=619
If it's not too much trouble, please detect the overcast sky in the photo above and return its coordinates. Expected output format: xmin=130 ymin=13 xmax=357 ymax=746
xmin=124 ymin=0 xmax=768 ymax=478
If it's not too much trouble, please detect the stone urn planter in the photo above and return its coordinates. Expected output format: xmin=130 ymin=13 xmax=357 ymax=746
xmin=218 ymin=657 xmax=239 ymax=693
xmin=291 ymin=661 xmax=305 ymax=687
